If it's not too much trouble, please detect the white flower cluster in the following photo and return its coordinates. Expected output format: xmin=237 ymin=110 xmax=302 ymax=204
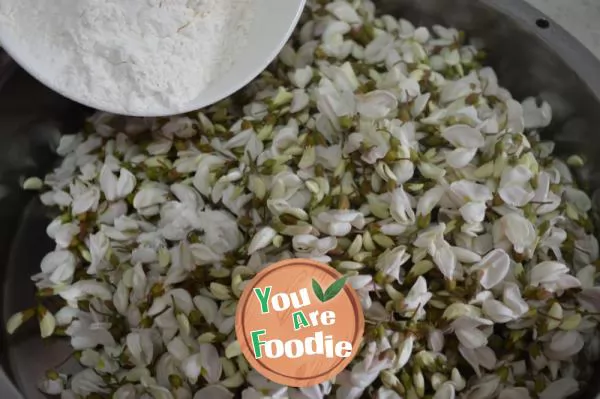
xmin=9 ymin=1 xmax=600 ymax=399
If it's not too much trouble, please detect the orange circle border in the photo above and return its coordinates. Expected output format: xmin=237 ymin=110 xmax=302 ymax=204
xmin=235 ymin=258 xmax=365 ymax=387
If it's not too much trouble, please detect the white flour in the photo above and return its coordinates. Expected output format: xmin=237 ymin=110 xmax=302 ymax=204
xmin=0 ymin=0 xmax=254 ymax=114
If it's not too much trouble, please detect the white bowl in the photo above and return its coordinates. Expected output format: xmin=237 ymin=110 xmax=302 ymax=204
xmin=0 ymin=0 xmax=306 ymax=117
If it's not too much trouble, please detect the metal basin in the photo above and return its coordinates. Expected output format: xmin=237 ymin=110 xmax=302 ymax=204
xmin=1 ymin=0 xmax=600 ymax=397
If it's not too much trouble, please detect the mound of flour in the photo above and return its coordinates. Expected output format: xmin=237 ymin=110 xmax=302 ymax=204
xmin=0 ymin=0 xmax=254 ymax=114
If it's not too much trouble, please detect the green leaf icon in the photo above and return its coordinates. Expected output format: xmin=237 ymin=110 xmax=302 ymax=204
xmin=323 ymin=276 xmax=348 ymax=301
xmin=312 ymin=276 xmax=348 ymax=303
xmin=312 ymin=279 xmax=325 ymax=302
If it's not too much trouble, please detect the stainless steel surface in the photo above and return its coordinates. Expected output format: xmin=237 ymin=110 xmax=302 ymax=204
xmin=0 ymin=65 xmax=90 ymax=399
xmin=1 ymin=0 xmax=600 ymax=397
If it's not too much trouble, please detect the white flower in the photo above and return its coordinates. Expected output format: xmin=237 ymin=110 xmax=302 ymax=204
xmin=325 ymin=1 xmax=361 ymax=24
xmin=363 ymin=34 xmax=394 ymax=64
xmin=449 ymin=180 xmax=492 ymax=204
xmin=316 ymin=77 xmax=356 ymax=127
xmin=87 ymin=231 xmax=110 ymax=274
xmin=71 ymin=186 xmax=100 ymax=215
xmin=99 ymin=165 xmax=136 ymax=201
xmin=126 ymin=330 xmax=156 ymax=366
xmin=416 ymin=185 xmax=445 ymax=217
xmin=289 ymin=88 xmax=310 ymax=113
xmin=432 ymin=241 xmax=458 ymax=280
xmin=112 ymin=385 xmax=138 ymax=399
xmin=498 ymin=166 xmax=534 ymax=207
xmin=439 ymin=70 xmax=480 ymax=103
xmin=248 ymin=226 xmax=278 ymax=254
xmin=293 ymin=235 xmax=337 ymax=262
xmin=347 ymin=275 xmax=375 ymax=310
xmin=46 ymin=220 xmax=79 ymax=248
xmin=197 ymin=210 xmax=244 ymax=254
xmin=356 ymin=90 xmax=398 ymax=119
xmin=336 ymin=343 xmax=395 ymax=399
xmin=481 ymin=299 xmax=516 ymax=323
xmin=38 ymin=249 xmax=77 ymax=285
xmin=529 ymin=261 xmax=581 ymax=292
xmin=40 ymin=190 xmax=73 ymax=207
xmin=159 ymin=186 xmax=204 ymax=241
xmin=98 ymin=200 xmax=128 ymax=224
xmin=57 ymin=134 xmax=84 ymax=156
xmin=413 ymin=223 xmax=445 ymax=254
xmin=389 ymin=186 xmax=416 ymax=224
xmin=70 ymin=369 xmax=109 ymax=396
xmin=246 ymin=369 xmax=288 ymax=398
xmin=401 ymin=277 xmax=432 ymax=320
xmin=522 ymin=97 xmax=552 ymax=129
xmin=290 ymin=66 xmax=313 ymax=89
xmin=428 ymin=329 xmax=445 ymax=352
xmin=441 ymin=125 xmax=484 ymax=167
xmin=451 ymin=247 xmax=481 ymax=263
xmin=133 ymin=186 xmax=168 ymax=210
xmin=39 ymin=308 xmax=56 ymax=338
xmin=495 ymin=213 xmax=537 ymax=255
xmin=451 ymin=316 xmax=493 ymax=349
xmin=502 ymin=282 xmax=528 ymax=317
xmin=539 ymin=378 xmax=578 ymax=399
xmin=76 ymin=135 xmax=104 ymax=157
xmin=498 ymin=387 xmax=531 ymax=399
xmin=545 ymin=330 xmax=584 ymax=360
xmin=504 ymin=99 xmax=525 ymax=134
xmin=374 ymin=388 xmax=402 ymax=399
xmin=312 ymin=210 xmax=366 ymax=236
xmin=375 ymin=246 xmax=411 ymax=282
xmin=6 ymin=309 xmax=35 ymax=335
xmin=197 ymin=344 xmax=222 ymax=383
xmin=433 ymin=382 xmax=455 ymax=399
xmin=470 ymin=249 xmax=510 ymax=289
xmin=459 ymin=201 xmax=486 ymax=225
xmin=413 ymin=223 xmax=457 ymax=280
xmin=181 ymin=354 xmax=203 ymax=384
xmin=59 ymin=280 xmax=113 ymax=304
xmin=539 ymin=226 xmax=567 ymax=261
xmin=193 ymin=385 xmax=234 ymax=399
xmin=577 ymin=287 xmax=600 ymax=312
xmin=458 ymin=345 xmax=496 ymax=377
xmin=394 ymin=334 xmax=414 ymax=369
xmin=465 ymin=374 xmax=500 ymax=399
xmin=38 ymin=372 xmax=66 ymax=395
xmin=564 ymin=187 xmax=592 ymax=213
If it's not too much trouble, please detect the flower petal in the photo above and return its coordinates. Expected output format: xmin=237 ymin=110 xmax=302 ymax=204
xmin=482 ymin=299 xmax=515 ymax=323
xmin=530 ymin=261 xmax=569 ymax=286
xmin=500 ymin=213 xmax=536 ymax=254
xmin=498 ymin=185 xmax=534 ymax=207
xmin=248 ymin=227 xmax=277 ymax=254
xmin=539 ymin=378 xmax=578 ymax=399
xmin=116 ymin=168 xmax=136 ymax=199
xmin=417 ymin=186 xmax=445 ymax=216
xmin=389 ymin=187 xmax=416 ymax=225
xmin=99 ymin=165 xmax=118 ymax=201
xmin=441 ymin=125 xmax=484 ymax=148
xmin=446 ymin=147 xmax=477 ymax=168
xmin=459 ymin=202 xmax=486 ymax=224
xmin=356 ymin=90 xmax=398 ymax=119
xmin=471 ymin=249 xmax=510 ymax=289
xmin=502 ymin=283 xmax=528 ymax=317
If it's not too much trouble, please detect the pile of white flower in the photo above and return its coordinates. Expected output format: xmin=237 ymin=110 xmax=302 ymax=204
xmin=8 ymin=0 xmax=600 ymax=398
